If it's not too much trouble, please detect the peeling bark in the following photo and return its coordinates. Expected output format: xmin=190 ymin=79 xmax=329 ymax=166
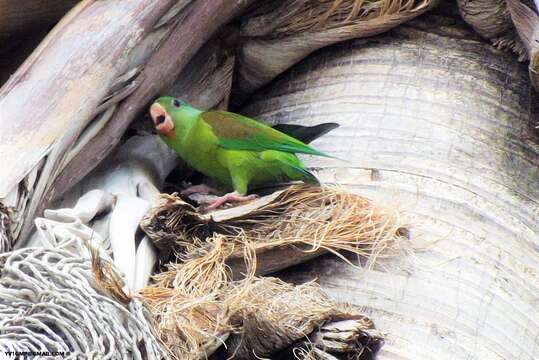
xmin=0 ymin=0 xmax=252 ymax=251
xmin=0 ymin=0 xmax=178 ymax=252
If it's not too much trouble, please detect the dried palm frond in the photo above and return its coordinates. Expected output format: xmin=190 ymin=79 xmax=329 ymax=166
xmin=304 ymin=319 xmax=384 ymax=359
xmin=223 ymin=277 xmax=383 ymax=359
xmin=234 ymin=0 xmax=438 ymax=102
xmin=0 ymin=202 xmax=14 ymax=252
xmin=91 ymin=246 xmax=131 ymax=304
xmin=142 ymin=185 xmax=408 ymax=278
xmin=140 ymin=186 xmax=397 ymax=358
xmin=140 ymin=285 xmax=231 ymax=359
xmin=139 ymin=193 xmax=208 ymax=257
xmin=274 ymin=0 xmax=429 ymax=35
xmin=139 ymin=237 xmax=241 ymax=359
xmin=140 ymin=243 xmax=382 ymax=360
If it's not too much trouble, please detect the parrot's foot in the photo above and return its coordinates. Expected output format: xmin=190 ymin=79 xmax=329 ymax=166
xmin=206 ymin=192 xmax=259 ymax=211
xmin=181 ymin=184 xmax=218 ymax=196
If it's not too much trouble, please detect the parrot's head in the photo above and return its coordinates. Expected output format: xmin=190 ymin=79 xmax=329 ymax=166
xmin=149 ymin=96 xmax=192 ymax=139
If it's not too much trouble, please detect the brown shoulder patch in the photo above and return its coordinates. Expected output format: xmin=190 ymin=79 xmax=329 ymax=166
xmin=202 ymin=111 xmax=258 ymax=139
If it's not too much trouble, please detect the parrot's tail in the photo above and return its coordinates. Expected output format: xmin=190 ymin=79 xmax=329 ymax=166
xmin=272 ymin=123 xmax=339 ymax=144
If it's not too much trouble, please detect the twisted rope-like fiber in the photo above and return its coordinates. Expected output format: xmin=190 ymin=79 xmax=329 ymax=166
xmin=0 ymin=247 xmax=166 ymax=359
xmin=0 ymin=203 xmax=15 ymax=254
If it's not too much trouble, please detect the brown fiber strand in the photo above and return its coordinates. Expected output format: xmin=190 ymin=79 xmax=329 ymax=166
xmin=139 ymin=185 xmax=402 ymax=359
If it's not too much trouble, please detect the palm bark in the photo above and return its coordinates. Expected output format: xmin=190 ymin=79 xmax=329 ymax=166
xmin=0 ymin=0 xmax=177 ymax=252
xmin=241 ymin=12 xmax=539 ymax=360
xmin=0 ymin=0 xmax=251 ymax=251
xmin=232 ymin=0 xmax=438 ymax=104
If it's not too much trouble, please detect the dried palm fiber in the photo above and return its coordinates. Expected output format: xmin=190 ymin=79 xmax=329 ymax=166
xmin=0 ymin=247 xmax=166 ymax=359
xmin=222 ymin=278 xmax=383 ymax=359
xmin=140 ymin=237 xmax=383 ymax=360
xmin=0 ymin=0 xmax=252 ymax=252
xmin=139 ymin=237 xmax=238 ymax=359
xmin=232 ymin=0 xmax=438 ymax=103
xmin=140 ymin=185 xmax=408 ymax=278
xmin=239 ymin=7 xmax=539 ymax=360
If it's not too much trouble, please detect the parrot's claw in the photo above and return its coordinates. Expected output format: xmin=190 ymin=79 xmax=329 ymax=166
xmin=206 ymin=192 xmax=259 ymax=211
xmin=181 ymin=184 xmax=218 ymax=196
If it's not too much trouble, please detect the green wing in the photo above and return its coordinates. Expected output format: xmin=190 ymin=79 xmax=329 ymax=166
xmin=200 ymin=111 xmax=331 ymax=157
xmin=282 ymin=162 xmax=320 ymax=185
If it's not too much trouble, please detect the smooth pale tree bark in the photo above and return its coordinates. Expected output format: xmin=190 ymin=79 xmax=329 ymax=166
xmin=242 ymin=12 xmax=539 ymax=360
xmin=0 ymin=0 xmax=178 ymax=251
xmin=0 ymin=0 xmax=252 ymax=251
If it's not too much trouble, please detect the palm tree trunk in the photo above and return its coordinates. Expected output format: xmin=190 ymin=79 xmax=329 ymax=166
xmin=241 ymin=12 xmax=539 ymax=360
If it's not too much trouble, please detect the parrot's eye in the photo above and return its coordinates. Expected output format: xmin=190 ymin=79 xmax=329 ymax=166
xmin=172 ymin=99 xmax=181 ymax=108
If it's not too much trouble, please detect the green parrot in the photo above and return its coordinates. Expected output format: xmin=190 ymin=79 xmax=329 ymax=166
xmin=149 ymin=96 xmax=336 ymax=210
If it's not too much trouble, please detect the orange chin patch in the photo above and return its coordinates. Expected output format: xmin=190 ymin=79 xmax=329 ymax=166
xmin=150 ymin=102 xmax=175 ymax=137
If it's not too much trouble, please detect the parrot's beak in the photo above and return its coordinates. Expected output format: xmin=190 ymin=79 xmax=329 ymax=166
xmin=150 ymin=102 xmax=174 ymax=138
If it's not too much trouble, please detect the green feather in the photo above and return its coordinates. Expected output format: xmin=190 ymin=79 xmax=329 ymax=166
xmin=200 ymin=111 xmax=332 ymax=157
xmin=285 ymin=163 xmax=320 ymax=185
